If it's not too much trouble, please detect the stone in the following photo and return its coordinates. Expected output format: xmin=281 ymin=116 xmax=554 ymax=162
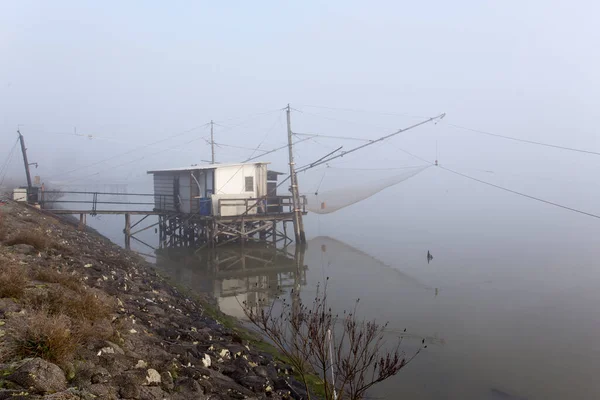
xmin=7 ymin=358 xmax=67 ymax=394
xmin=119 ymin=382 xmax=140 ymax=399
xmin=90 ymin=367 xmax=111 ymax=384
xmin=98 ymin=346 xmax=115 ymax=355
xmin=103 ymin=340 xmax=125 ymax=355
xmin=253 ymin=366 xmax=269 ymax=378
xmin=88 ymin=384 xmax=113 ymax=398
xmin=201 ymin=353 xmax=211 ymax=368
xmin=239 ymin=375 xmax=270 ymax=393
xmin=42 ymin=390 xmax=89 ymax=399
xmin=135 ymin=360 xmax=148 ymax=369
xmin=0 ymin=389 xmax=40 ymax=400
xmin=225 ymin=344 xmax=246 ymax=359
xmin=179 ymin=377 xmax=203 ymax=393
xmin=145 ymin=369 xmax=161 ymax=386
xmin=98 ymin=354 xmax=129 ymax=376
xmin=139 ymin=386 xmax=167 ymax=400
xmin=160 ymin=371 xmax=174 ymax=392
xmin=10 ymin=244 xmax=36 ymax=255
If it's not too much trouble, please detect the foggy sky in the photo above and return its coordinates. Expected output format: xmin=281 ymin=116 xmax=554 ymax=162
xmin=1 ymin=1 xmax=599 ymax=240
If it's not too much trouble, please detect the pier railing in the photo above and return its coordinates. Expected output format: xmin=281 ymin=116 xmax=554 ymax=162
xmin=217 ymin=195 xmax=306 ymax=217
xmin=39 ymin=190 xmax=173 ymax=214
xmin=39 ymin=190 xmax=305 ymax=218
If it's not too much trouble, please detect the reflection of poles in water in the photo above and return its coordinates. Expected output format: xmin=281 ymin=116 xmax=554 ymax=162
xmin=292 ymin=243 xmax=306 ymax=315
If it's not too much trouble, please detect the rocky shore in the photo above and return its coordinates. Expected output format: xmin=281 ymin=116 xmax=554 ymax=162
xmin=0 ymin=201 xmax=316 ymax=399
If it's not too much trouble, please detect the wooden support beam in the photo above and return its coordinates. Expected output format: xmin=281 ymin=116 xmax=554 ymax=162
xmin=124 ymin=213 xmax=131 ymax=250
xmin=78 ymin=213 xmax=86 ymax=231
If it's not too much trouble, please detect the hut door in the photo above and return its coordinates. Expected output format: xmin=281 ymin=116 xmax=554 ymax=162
xmin=173 ymin=175 xmax=180 ymax=212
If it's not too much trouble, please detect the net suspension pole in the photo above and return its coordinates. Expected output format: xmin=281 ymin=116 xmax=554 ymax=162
xmin=210 ymin=120 xmax=215 ymax=164
xmin=286 ymin=104 xmax=306 ymax=244
xmin=18 ymin=129 xmax=34 ymax=202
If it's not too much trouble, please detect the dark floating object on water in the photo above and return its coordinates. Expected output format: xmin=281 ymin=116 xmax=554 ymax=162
xmin=427 ymin=250 xmax=433 ymax=264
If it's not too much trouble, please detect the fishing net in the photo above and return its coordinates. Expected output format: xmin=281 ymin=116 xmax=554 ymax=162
xmin=301 ymin=165 xmax=430 ymax=214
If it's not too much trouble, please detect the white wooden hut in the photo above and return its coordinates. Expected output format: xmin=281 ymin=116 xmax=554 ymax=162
xmin=147 ymin=162 xmax=283 ymax=216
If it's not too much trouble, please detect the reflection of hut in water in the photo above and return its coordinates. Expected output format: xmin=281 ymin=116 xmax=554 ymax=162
xmin=155 ymin=244 xmax=307 ymax=319
xmin=307 ymin=236 xmax=426 ymax=289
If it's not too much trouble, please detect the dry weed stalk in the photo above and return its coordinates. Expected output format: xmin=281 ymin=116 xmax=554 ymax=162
xmin=242 ymin=279 xmax=423 ymax=400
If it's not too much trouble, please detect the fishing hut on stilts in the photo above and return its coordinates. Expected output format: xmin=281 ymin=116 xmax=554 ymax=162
xmin=147 ymin=105 xmax=308 ymax=249
xmin=147 ymin=162 xmax=306 ymax=248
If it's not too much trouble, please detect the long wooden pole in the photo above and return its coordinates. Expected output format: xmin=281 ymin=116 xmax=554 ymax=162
xmin=286 ymin=105 xmax=306 ymax=244
xmin=18 ymin=130 xmax=33 ymax=194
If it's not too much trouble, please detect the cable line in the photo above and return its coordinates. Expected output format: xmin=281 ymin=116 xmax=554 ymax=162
xmin=296 ymin=113 xmax=446 ymax=172
xmin=61 ymin=133 xmax=211 ymax=184
xmin=0 ymin=137 xmax=20 ymax=187
xmin=244 ymin=138 xmax=313 ymax=162
xmin=438 ymin=165 xmax=600 ymax=220
xmin=447 ymin=123 xmax=600 ymax=156
xmin=293 ymin=132 xmax=374 ymax=142
xmin=47 ymin=123 xmax=210 ymax=180
xmin=299 ymin=104 xmax=428 ymax=120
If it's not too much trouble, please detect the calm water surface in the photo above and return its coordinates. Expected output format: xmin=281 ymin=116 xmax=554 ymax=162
xmin=81 ymin=176 xmax=600 ymax=399
xmin=153 ymin=230 xmax=600 ymax=400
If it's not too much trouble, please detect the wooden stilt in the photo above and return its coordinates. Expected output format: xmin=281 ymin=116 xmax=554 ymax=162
xmin=124 ymin=213 xmax=131 ymax=250
xmin=78 ymin=213 xmax=86 ymax=231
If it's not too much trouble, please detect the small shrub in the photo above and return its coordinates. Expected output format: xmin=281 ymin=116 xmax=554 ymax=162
xmin=5 ymin=231 xmax=48 ymax=250
xmin=51 ymin=241 xmax=73 ymax=255
xmin=76 ymin=319 xmax=114 ymax=343
xmin=26 ymin=286 xmax=113 ymax=323
xmin=34 ymin=268 xmax=81 ymax=292
xmin=242 ymin=280 xmax=424 ymax=400
xmin=0 ymin=263 xmax=28 ymax=298
xmin=0 ymin=216 xmax=6 ymax=241
xmin=2 ymin=310 xmax=77 ymax=364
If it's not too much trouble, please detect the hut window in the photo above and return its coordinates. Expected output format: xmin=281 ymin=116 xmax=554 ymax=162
xmin=245 ymin=176 xmax=254 ymax=192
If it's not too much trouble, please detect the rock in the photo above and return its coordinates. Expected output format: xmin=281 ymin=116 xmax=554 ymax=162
xmin=135 ymin=360 xmax=148 ymax=369
xmin=42 ymin=390 xmax=90 ymax=399
xmin=90 ymin=367 xmax=111 ymax=384
xmin=103 ymin=340 xmax=125 ymax=355
xmin=253 ymin=366 xmax=269 ymax=378
xmin=98 ymin=346 xmax=115 ymax=355
xmin=98 ymin=353 xmax=131 ymax=375
xmin=10 ymin=244 xmax=36 ymax=255
xmin=119 ymin=382 xmax=140 ymax=399
xmin=145 ymin=306 xmax=165 ymax=316
xmin=0 ymin=298 xmax=22 ymax=314
xmin=273 ymin=378 xmax=290 ymax=391
xmin=226 ymin=344 xmax=246 ymax=359
xmin=145 ymin=369 xmax=161 ymax=386
xmin=139 ymin=386 xmax=167 ymax=400
xmin=88 ymin=384 xmax=114 ymax=398
xmin=160 ymin=371 xmax=174 ymax=392
xmin=0 ymin=389 xmax=41 ymax=400
xmin=197 ymin=378 xmax=214 ymax=394
xmin=201 ymin=353 xmax=211 ymax=368
xmin=7 ymin=358 xmax=67 ymax=394
xmin=179 ymin=377 xmax=203 ymax=393
xmin=239 ymin=376 xmax=270 ymax=393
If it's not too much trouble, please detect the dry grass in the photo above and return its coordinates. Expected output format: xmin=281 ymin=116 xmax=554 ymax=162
xmin=1 ymin=310 xmax=77 ymax=365
xmin=0 ymin=215 xmax=7 ymax=241
xmin=5 ymin=230 xmax=49 ymax=250
xmin=26 ymin=286 xmax=113 ymax=323
xmin=0 ymin=262 xmax=28 ymax=299
xmin=4 ymin=285 xmax=115 ymax=364
xmin=34 ymin=267 xmax=81 ymax=292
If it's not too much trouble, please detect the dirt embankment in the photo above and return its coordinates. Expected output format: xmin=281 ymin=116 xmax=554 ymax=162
xmin=0 ymin=201 xmax=311 ymax=400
